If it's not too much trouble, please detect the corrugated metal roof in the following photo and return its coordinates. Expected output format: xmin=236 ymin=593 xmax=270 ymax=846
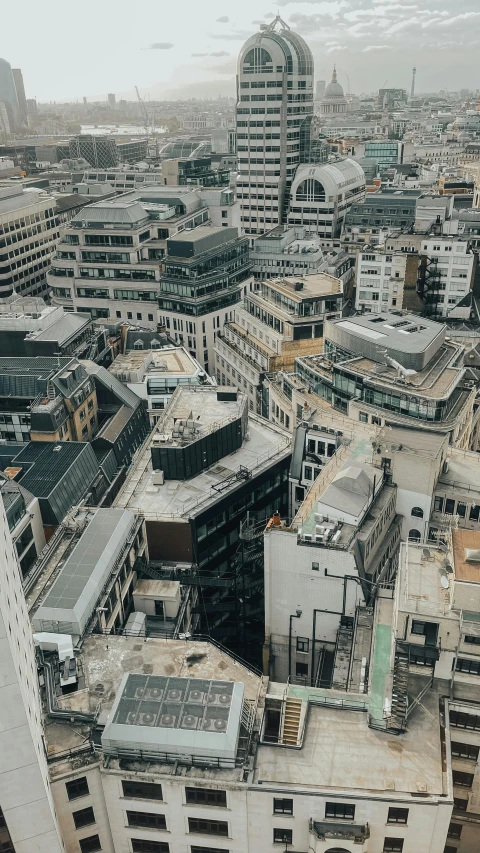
xmin=32 ymin=507 xmax=135 ymax=636
xmin=12 ymin=441 xmax=94 ymax=497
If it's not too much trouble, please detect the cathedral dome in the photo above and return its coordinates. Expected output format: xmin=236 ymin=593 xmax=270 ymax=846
xmin=324 ymin=67 xmax=345 ymax=99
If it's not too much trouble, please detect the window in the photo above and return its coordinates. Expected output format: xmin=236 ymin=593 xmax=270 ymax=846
xmin=444 ymin=847 xmax=458 ymax=853
xmin=191 ymin=849 xmax=229 ymax=853
xmin=73 ymin=807 xmax=96 ymax=829
xmin=79 ymin=836 xmax=101 ymax=853
xmin=127 ymin=812 xmax=166 ymax=830
xmin=325 ymin=803 xmax=355 ymax=820
xmin=411 ymin=507 xmax=424 ymax=518
xmin=185 ymin=788 xmax=227 ymax=807
xmin=304 ymin=466 xmax=312 ymax=480
xmin=296 ymin=661 xmax=308 ymax=678
xmin=456 ymin=658 xmax=480 ymax=676
xmin=450 ymin=710 xmax=480 ymax=730
xmin=131 ymin=842 xmax=169 ymax=853
xmin=448 ymin=823 xmax=462 ymax=839
xmin=312 ymin=562 xmax=319 ymax=571
xmin=148 ymin=314 xmax=154 ymax=322
xmin=453 ymin=770 xmax=474 ymax=788
xmin=296 ymin=637 xmax=309 ymax=653
xmin=470 ymin=505 xmax=480 ymax=521
xmin=445 ymin=498 xmax=455 ymax=515
xmin=122 ymin=781 xmax=163 ymax=800
xmin=464 ymin=635 xmax=480 ymax=646
xmin=188 ymin=819 xmax=228 ymax=837
xmin=66 ymin=777 xmax=89 ymax=800
xmin=273 ymin=799 xmax=293 ymax=815
xmin=387 ymin=808 xmax=408 ymax=824
xmin=434 ymin=496 xmax=444 ymax=512
xmin=453 ymin=797 xmax=468 ymax=811
xmin=457 ymin=502 xmax=466 ymax=519
xmin=274 ymin=829 xmax=292 ymax=844
xmin=383 ymin=839 xmax=404 ymax=852
xmin=408 ymin=529 xmax=421 ymax=541
xmin=451 ymin=741 xmax=479 ymax=760
xmin=359 ymin=412 xmax=368 ymax=423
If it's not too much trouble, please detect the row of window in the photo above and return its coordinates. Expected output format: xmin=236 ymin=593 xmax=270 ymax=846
xmin=434 ymin=495 xmax=480 ymax=521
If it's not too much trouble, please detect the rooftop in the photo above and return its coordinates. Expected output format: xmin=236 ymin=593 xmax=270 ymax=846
xmin=327 ymin=312 xmax=446 ymax=357
xmin=44 ymin=635 xmax=262 ymax=761
xmin=32 ymin=508 xmax=136 ymax=636
xmin=110 ymin=346 xmax=203 ymax=379
xmin=398 ymin=540 xmax=454 ymax=618
xmin=151 ymin=385 xmax=245 ymax=449
xmin=262 ymin=274 xmax=342 ymax=301
xmin=115 ymin=410 xmax=291 ymax=520
xmin=452 ymin=529 xmax=480 ymax=584
xmin=254 ymin=675 xmax=446 ymax=797
xmin=8 ymin=441 xmax=95 ymax=498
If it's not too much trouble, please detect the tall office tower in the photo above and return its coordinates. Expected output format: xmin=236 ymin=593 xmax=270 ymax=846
xmin=12 ymin=69 xmax=27 ymax=125
xmin=236 ymin=16 xmax=314 ymax=236
xmin=0 ymin=59 xmax=19 ymax=129
xmin=0 ymin=489 xmax=63 ymax=852
xmin=107 ymin=92 xmax=116 ymax=109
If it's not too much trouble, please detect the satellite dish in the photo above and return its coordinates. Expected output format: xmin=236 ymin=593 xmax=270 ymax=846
xmin=440 ymin=575 xmax=449 ymax=589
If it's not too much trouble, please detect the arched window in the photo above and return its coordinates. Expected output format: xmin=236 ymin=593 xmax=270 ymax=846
xmin=243 ymin=47 xmax=272 ymax=73
xmin=296 ymin=178 xmax=325 ymax=203
xmin=409 ymin=529 xmax=421 ymax=541
xmin=411 ymin=507 xmax=424 ymax=518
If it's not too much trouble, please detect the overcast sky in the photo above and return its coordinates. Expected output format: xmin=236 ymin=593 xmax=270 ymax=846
xmin=3 ymin=0 xmax=478 ymax=103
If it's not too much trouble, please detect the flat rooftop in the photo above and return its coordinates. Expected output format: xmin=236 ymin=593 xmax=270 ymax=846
xmin=152 ymin=385 xmax=245 ymax=448
xmin=398 ymin=540 xmax=454 ymax=618
xmin=437 ymin=449 xmax=480 ymax=497
xmin=115 ymin=413 xmax=291 ymax=520
xmin=452 ymin=529 xmax=480 ymax=584
xmin=262 ymin=274 xmax=342 ymax=300
xmin=328 ymin=312 xmax=445 ymax=356
xmin=110 ymin=347 xmax=201 ymax=377
xmin=45 ymin=635 xmax=262 ymax=758
xmin=254 ymin=676 xmax=446 ymax=797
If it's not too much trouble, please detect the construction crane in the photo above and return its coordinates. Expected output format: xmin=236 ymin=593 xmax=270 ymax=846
xmin=135 ymin=85 xmax=150 ymax=135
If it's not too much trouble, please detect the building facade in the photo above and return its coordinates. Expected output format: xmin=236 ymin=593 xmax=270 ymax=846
xmin=236 ymin=16 xmax=314 ymax=235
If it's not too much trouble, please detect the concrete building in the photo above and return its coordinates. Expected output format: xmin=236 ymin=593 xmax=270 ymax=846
xmin=0 ymin=184 xmax=60 ymax=298
xmin=114 ymin=384 xmax=291 ymax=661
xmin=287 ymin=159 xmax=366 ymax=239
xmin=264 ymin=431 xmax=401 ymax=683
xmin=250 ymin=225 xmax=353 ymax=282
xmin=109 ymin=345 xmax=213 ymax=424
xmin=158 ymin=225 xmax=253 ymax=375
xmin=343 ymin=188 xmax=422 ymax=237
xmin=0 ymin=58 xmax=19 ymax=130
xmin=0 ymin=490 xmax=63 ymax=853
xmin=236 ymin=16 xmax=314 ymax=235
xmin=355 ymin=236 xmax=476 ymax=319
xmin=294 ymin=312 xmax=477 ymax=450
xmin=215 ymin=273 xmax=343 ymax=414
xmin=0 ymin=296 xmax=110 ymax=361
xmin=0 ymin=473 xmax=46 ymax=578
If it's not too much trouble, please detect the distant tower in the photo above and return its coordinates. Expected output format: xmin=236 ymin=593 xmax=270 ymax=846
xmin=410 ymin=66 xmax=416 ymax=99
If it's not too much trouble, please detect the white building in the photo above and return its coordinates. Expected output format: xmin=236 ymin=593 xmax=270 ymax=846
xmin=0 ymin=487 xmax=63 ymax=852
xmin=355 ymin=247 xmax=408 ymax=313
xmin=418 ymin=236 xmax=475 ymax=318
xmin=287 ymin=159 xmax=365 ymax=239
xmin=319 ymin=66 xmax=348 ymax=115
xmin=236 ymin=16 xmax=314 ymax=235
xmin=108 ymin=344 xmax=213 ymax=424
xmin=0 ymin=184 xmax=60 ymax=298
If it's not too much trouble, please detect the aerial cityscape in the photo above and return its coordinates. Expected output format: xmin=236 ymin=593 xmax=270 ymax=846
xmin=1 ymin=2 xmax=480 ymax=853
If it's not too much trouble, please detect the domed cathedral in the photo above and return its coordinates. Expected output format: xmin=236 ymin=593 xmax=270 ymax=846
xmin=320 ymin=66 xmax=348 ymax=115
xmin=236 ymin=15 xmax=314 ymax=236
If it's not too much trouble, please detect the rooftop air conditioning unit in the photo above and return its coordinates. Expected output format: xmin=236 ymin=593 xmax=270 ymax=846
xmin=152 ymin=470 xmax=164 ymax=486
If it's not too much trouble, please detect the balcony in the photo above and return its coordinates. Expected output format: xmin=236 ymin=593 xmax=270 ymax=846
xmin=310 ymin=819 xmax=370 ymax=850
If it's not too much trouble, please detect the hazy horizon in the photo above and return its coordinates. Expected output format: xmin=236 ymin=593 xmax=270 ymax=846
xmin=2 ymin=0 xmax=479 ymax=104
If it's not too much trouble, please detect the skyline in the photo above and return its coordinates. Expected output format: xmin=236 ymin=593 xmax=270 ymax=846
xmin=1 ymin=0 xmax=479 ymax=104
